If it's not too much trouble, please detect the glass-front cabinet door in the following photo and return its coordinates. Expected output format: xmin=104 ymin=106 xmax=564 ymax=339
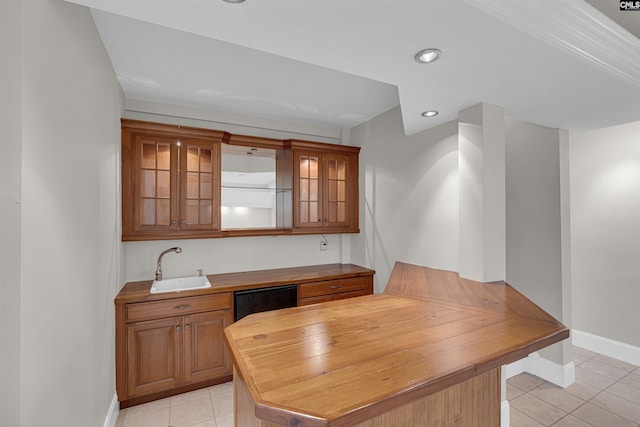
xmin=291 ymin=145 xmax=359 ymax=233
xmin=122 ymin=119 xmax=227 ymax=240
xmin=324 ymin=153 xmax=349 ymax=228
xmin=133 ymin=135 xmax=179 ymax=234
xmin=295 ymin=151 xmax=322 ymax=228
xmin=180 ymin=140 xmax=220 ymax=232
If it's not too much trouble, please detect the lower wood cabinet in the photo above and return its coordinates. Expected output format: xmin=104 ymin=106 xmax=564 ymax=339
xmin=298 ymin=276 xmax=372 ymax=306
xmin=115 ymin=264 xmax=374 ymax=407
xmin=116 ymin=293 xmax=233 ymax=407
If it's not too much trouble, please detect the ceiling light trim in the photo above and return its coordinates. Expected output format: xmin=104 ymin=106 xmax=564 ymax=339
xmin=462 ymin=0 xmax=640 ymax=88
xmin=415 ymin=48 xmax=441 ymax=64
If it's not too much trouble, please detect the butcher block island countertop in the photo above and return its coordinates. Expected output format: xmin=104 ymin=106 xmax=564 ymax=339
xmin=224 ymin=262 xmax=569 ymax=427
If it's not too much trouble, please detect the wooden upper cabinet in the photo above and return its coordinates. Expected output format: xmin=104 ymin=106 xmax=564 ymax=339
xmin=122 ymin=119 xmax=228 ymax=240
xmin=121 ymin=120 xmax=360 ymax=240
xmin=289 ymin=140 xmax=360 ymax=233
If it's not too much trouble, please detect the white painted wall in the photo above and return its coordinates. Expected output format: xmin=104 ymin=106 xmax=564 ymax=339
xmin=121 ymin=101 xmax=349 ymax=282
xmin=349 ymin=106 xmax=459 ymax=292
xmin=15 ymin=1 xmax=124 ymax=426
xmin=570 ymin=121 xmax=640 ymax=347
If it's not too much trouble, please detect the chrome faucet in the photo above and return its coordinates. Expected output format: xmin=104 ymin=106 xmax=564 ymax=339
xmin=155 ymin=247 xmax=182 ymax=281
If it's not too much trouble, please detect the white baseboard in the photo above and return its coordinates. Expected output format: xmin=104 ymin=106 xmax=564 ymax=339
xmin=505 ymin=352 xmax=575 ymax=388
xmin=103 ymin=393 xmax=119 ymax=427
xmin=501 ymin=400 xmax=510 ymax=427
xmin=572 ymin=329 xmax=640 ymax=366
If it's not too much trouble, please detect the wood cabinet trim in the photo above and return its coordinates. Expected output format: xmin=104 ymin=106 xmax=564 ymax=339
xmin=121 ymin=118 xmax=231 ymax=142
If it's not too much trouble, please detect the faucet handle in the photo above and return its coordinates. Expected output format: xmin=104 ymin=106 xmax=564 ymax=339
xmin=196 ymin=269 xmax=204 ymax=277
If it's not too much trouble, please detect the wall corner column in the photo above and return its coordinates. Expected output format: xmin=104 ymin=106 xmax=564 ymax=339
xmin=458 ymin=103 xmax=506 ymax=282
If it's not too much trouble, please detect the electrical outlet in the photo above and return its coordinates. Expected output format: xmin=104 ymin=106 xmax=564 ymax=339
xmin=320 ymin=240 xmax=328 ymax=251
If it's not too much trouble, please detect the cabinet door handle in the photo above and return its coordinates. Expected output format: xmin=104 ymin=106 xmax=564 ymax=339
xmin=176 ymin=325 xmax=181 ymax=332
xmin=174 ymin=304 xmax=191 ymax=309
xmin=184 ymin=324 xmax=190 ymax=331
xmin=181 ymin=219 xmax=186 ymax=224
xmin=330 ymin=285 xmax=341 ymax=289
xmin=171 ymin=220 xmax=177 ymax=225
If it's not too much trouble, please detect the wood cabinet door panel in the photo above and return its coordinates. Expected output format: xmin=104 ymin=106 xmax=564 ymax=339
xmin=127 ymin=317 xmax=181 ymax=396
xmin=183 ymin=310 xmax=233 ymax=384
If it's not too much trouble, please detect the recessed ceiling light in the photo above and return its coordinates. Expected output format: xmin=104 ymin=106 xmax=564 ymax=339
xmin=421 ymin=110 xmax=439 ymax=117
xmin=223 ymin=0 xmax=245 ymax=3
xmin=415 ymin=48 xmax=441 ymax=64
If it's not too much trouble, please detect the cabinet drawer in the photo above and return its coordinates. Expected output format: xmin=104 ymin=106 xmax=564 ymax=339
xmin=299 ymin=289 xmax=368 ymax=306
xmin=126 ymin=293 xmax=232 ymax=323
xmin=299 ymin=276 xmax=370 ymax=298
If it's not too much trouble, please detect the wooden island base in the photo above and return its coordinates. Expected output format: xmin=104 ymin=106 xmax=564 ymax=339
xmin=234 ymin=367 xmax=500 ymax=427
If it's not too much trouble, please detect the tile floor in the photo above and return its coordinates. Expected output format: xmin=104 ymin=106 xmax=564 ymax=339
xmin=116 ymin=346 xmax=640 ymax=427
xmin=509 ymin=346 xmax=640 ymax=427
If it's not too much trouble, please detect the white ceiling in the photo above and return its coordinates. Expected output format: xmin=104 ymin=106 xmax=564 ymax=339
xmin=69 ymin=0 xmax=640 ymax=135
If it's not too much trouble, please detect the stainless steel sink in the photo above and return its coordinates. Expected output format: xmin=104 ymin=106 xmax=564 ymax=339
xmin=150 ymin=275 xmax=211 ymax=294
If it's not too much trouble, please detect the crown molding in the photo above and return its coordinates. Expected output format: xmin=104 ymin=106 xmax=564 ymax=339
xmin=462 ymin=0 xmax=640 ymax=87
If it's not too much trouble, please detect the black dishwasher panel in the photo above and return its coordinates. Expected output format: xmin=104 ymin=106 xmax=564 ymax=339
xmin=234 ymin=284 xmax=297 ymax=322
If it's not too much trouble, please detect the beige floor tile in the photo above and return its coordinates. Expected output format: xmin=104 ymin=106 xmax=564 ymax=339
xmin=508 ymin=373 xmax=546 ymax=392
xmin=170 ymin=397 xmax=214 ymax=427
xmin=115 ymin=410 xmax=126 ymax=427
xmin=209 ymin=381 xmax=233 ymax=395
xmin=563 ymin=380 xmax=600 ymax=401
xmin=575 ymin=366 xmax=619 ymax=391
xmin=124 ymin=398 xmax=171 ymax=419
xmin=529 ymin=382 xmax=585 ymax=413
xmin=511 ymin=393 xmax=567 ymax=426
xmin=606 ymin=379 xmax=640 ymax=405
xmin=572 ymin=346 xmax=598 ymax=365
xmin=508 ymin=383 xmax=527 ymax=400
xmin=510 ymin=407 xmax=545 ymax=427
xmin=620 ymin=372 xmax=640 ymax=390
xmin=572 ymin=402 xmax=637 ymax=427
xmin=170 ymin=388 xmax=211 ymax=407
xmin=216 ymin=413 xmax=234 ymax=427
xmin=550 ymin=414 xmax=594 ymax=427
xmin=123 ymin=407 xmax=170 ymax=427
xmin=210 ymin=382 xmax=234 ymax=418
xmin=581 ymin=358 xmax=631 ymax=381
xmin=590 ymin=390 xmax=640 ymax=424
xmin=593 ymin=354 xmax=638 ymax=372
xmin=185 ymin=420 xmax=216 ymax=427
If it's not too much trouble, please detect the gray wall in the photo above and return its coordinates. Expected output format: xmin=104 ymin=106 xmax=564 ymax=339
xmin=0 ymin=0 xmax=24 ymax=425
xmin=2 ymin=1 xmax=124 ymax=426
xmin=505 ymin=117 xmax=570 ymax=363
xmin=570 ymin=121 xmax=640 ymax=347
xmin=349 ymin=106 xmax=460 ymax=291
